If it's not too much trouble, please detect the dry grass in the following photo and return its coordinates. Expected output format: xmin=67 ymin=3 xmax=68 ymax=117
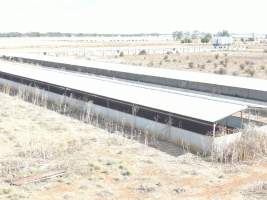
xmin=109 ymin=51 xmax=267 ymax=79
xmin=242 ymin=182 xmax=267 ymax=200
xmin=211 ymin=128 xmax=267 ymax=163
xmin=0 ymin=87 xmax=266 ymax=199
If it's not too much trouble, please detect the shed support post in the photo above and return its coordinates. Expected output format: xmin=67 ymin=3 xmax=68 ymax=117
xmin=213 ymin=123 xmax=216 ymax=138
xmin=241 ymin=111 xmax=243 ymax=128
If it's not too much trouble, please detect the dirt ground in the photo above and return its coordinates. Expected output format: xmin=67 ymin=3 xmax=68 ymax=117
xmin=107 ymin=51 xmax=267 ymax=79
xmin=0 ymin=93 xmax=267 ymax=200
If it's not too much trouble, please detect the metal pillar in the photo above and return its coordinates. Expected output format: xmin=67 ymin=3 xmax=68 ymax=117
xmin=241 ymin=111 xmax=243 ymax=128
xmin=213 ymin=123 xmax=217 ymax=138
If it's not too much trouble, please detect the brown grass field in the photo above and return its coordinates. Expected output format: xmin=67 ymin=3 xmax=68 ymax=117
xmin=108 ymin=51 xmax=267 ymax=79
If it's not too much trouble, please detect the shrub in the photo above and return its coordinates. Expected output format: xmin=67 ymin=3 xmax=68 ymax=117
xmin=188 ymin=62 xmax=194 ymax=68
xmin=245 ymin=67 xmax=256 ymax=77
xmin=245 ymin=60 xmax=254 ymax=65
xmin=163 ymin=55 xmax=169 ymax=60
xmin=201 ymin=33 xmax=212 ymax=43
xmin=215 ymin=54 xmax=219 ymax=59
xmin=147 ymin=61 xmax=154 ymax=67
xmin=200 ymin=64 xmax=206 ymax=69
xmin=214 ymin=67 xmax=227 ymax=75
xmin=240 ymin=64 xmax=245 ymax=70
xmin=163 ymin=55 xmax=170 ymax=62
xmin=181 ymin=38 xmax=192 ymax=43
xmin=232 ymin=71 xmax=239 ymax=76
xmin=206 ymin=59 xmax=212 ymax=63
xmin=138 ymin=50 xmax=147 ymax=55
xmin=119 ymin=51 xmax=124 ymax=57
xmin=264 ymin=49 xmax=267 ymax=53
xmin=224 ymin=58 xmax=229 ymax=67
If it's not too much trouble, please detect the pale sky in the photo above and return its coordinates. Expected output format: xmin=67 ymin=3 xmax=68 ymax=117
xmin=0 ymin=0 xmax=266 ymax=34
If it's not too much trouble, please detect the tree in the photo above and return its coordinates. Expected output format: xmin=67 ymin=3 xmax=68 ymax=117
xmin=26 ymin=32 xmax=41 ymax=37
xmin=191 ymin=30 xmax=200 ymax=39
xmin=201 ymin=33 xmax=212 ymax=43
xmin=172 ymin=31 xmax=183 ymax=40
xmin=181 ymin=38 xmax=192 ymax=43
xmin=217 ymin=30 xmax=231 ymax=37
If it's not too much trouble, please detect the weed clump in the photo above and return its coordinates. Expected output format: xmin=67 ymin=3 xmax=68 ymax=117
xmin=239 ymin=64 xmax=245 ymax=70
xmin=214 ymin=67 xmax=227 ymax=75
xmin=188 ymin=62 xmax=194 ymax=68
xmin=211 ymin=128 xmax=267 ymax=163
xmin=138 ymin=50 xmax=147 ymax=55
xmin=245 ymin=67 xmax=256 ymax=77
xmin=119 ymin=51 xmax=124 ymax=57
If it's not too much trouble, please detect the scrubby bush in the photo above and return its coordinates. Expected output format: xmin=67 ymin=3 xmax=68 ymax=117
xmin=163 ymin=55 xmax=169 ymax=60
xmin=214 ymin=67 xmax=227 ymax=75
xmin=201 ymin=33 xmax=212 ymax=43
xmin=224 ymin=58 xmax=229 ymax=67
xmin=232 ymin=71 xmax=239 ymax=76
xmin=245 ymin=60 xmax=255 ymax=66
xmin=119 ymin=51 xmax=124 ymax=57
xmin=147 ymin=61 xmax=154 ymax=67
xmin=181 ymin=38 xmax=192 ymax=43
xmin=199 ymin=64 xmax=206 ymax=69
xmin=166 ymin=51 xmax=173 ymax=55
xmin=163 ymin=55 xmax=170 ymax=62
xmin=215 ymin=54 xmax=219 ymax=59
xmin=188 ymin=62 xmax=194 ymax=68
xmin=138 ymin=50 xmax=147 ymax=55
xmin=240 ymin=64 xmax=245 ymax=70
xmin=245 ymin=67 xmax=256 ymax=77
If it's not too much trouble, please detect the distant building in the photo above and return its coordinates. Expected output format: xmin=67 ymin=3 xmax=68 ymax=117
xmin=212 ymin=36 xmax=233 ymax=48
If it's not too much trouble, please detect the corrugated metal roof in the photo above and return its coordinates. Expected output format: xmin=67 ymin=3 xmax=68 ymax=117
xmin=4 ymin=53 xmax=267 ymax=92
xmin=0 ymin=62 xmax=247 ymax=123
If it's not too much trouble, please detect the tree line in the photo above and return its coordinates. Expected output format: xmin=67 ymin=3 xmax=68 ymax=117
xmin=0 ymin=32 xmax=163 ymax=38
xmin=172 ymin=30 xmax=231 ymax=43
